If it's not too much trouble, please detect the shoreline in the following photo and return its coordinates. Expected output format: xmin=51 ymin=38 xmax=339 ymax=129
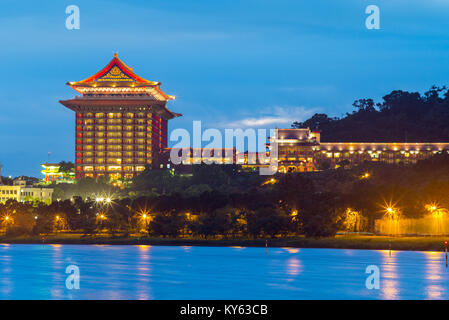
xmin=0 ymin=234 xmax=447 ymax=252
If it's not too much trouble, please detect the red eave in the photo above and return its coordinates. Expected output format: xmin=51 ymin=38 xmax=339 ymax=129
xmin=69 ymin=53 xmax=158 ymax=85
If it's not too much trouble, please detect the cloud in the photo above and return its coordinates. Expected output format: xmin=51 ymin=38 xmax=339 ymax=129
xmin=221 ymin=106 xmax=319 ymax=128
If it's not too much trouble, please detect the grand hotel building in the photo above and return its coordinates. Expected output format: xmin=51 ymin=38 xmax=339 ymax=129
xmin=60 ymin=54 xmax=180 ymax=179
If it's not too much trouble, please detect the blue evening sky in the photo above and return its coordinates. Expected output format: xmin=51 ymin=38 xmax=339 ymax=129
xmin=1 ymin=0 xmax=449 ymax=177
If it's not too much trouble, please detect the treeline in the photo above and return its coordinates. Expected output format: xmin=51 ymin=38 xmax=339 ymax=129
xmin=293 ymin=86 xmax=449 ymax=142
xmin=4 ymin=153 xmax=449 ymax=238
xmin=0 ymin=173 xmax=343 ymax=238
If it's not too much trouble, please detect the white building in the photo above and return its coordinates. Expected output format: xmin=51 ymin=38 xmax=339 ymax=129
xmin=0 ymin=185 xmax=53 ymax=204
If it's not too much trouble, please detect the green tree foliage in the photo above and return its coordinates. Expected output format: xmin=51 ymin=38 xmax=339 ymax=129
xmin=292 ymin=86 xmax=449 ymax=142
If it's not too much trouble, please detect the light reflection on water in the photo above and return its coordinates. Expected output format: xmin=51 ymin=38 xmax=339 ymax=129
xmin=380 ymin=250 xmax=400 ymax=300
xmin=0 ymin=244 xmax=446 ymax=300
xmin=424 ymin=251 xmax=445 ymax=299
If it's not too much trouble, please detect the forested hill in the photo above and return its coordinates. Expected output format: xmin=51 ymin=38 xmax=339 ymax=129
xmin=292 ymin=86 xmax=449 ymax=142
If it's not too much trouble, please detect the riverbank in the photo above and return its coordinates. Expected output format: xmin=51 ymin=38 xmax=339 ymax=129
xmin=0 ymin=234 xmax=447 ymax=251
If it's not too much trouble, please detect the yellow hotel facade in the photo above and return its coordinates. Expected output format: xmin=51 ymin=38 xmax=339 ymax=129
xmin=275 ymin=128 xmax=449 ymax=173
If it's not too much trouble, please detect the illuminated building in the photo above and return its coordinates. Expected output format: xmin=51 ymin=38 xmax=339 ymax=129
xmin=274 ymin=128 xmax=449 ymax=172
xmin=41 ymin=163 xmax=75 ymax=183
xmin=60 ymin=54 xmax=181 ymax=179
xmin=155 ymin=128 xmax=449 ymax=173
xmin=0 ymin=185 xmax=53 ymax=204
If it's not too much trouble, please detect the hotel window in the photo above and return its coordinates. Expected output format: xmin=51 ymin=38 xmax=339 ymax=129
xmin=107 ymin=132 xmax=121 ymax=138
xmin=107 ymin=152 xmax=122 ymax=157
xmin=107 ymin=138 xmax=121 ymax=144
xmin=108 ymin=145 xmax=121 ymax=151
xmin=95 ymin=113 xmax=104 ymax=118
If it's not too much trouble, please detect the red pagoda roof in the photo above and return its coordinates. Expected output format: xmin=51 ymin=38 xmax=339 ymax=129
xmin=67 ymin=53 xmax=175 ymax=100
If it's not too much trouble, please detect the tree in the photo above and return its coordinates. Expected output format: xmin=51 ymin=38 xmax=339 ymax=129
xmin=246 ymin=205 xmax=291 ymax=238
xmin=299 ymin=192 xmax=343 ymax=238
xmin=149 ymin=211 xmax=186 ymax=237
xmin=189 ymin=207 xmax=233 ymax=239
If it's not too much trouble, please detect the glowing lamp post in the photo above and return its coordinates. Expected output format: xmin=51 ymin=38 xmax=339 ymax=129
xmin=140 ymin=213 xmax=150 ymax=232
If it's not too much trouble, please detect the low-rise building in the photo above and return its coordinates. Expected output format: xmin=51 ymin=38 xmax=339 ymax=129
xmin=155 ymin=128 xmax=449 ymax=174
xmin=0 ymin=185 xmax=53 ymax=204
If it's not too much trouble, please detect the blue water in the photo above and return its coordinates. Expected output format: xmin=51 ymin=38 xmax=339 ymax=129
xmin=0 ymin=244 xmax=447 ymax=299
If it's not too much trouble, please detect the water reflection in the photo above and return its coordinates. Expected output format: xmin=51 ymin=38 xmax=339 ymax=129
xmin=380 ymin=250 xmax=400 ymax=299
xmin=286 ymin=257 xmax=302 ymax=280
xmin=424 ymin=251 xmax=444 ymax=299
xmin=135 ymin=245 xmax=153 ymax=300
xmin=0 ymin=245 xmax=12 ymax=296
xmin=51 ymin=244 xmax=64 ymax=299
xmin=282 ymin=248 xmax=299 ymax=254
